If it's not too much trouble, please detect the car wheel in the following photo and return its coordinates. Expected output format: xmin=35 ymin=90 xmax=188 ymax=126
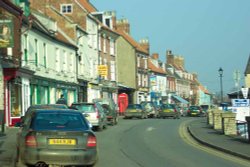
xmin=98 ymin=125 xmax=103 ymax=131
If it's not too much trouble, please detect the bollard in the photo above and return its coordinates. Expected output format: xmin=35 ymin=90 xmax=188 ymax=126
xmin=221 ymin=112 xmax=237 ymax=135
xmin=246 ymin=116 xmax=250 ymax=143
xmin=213 ymin=109 xmax=223 ymax=130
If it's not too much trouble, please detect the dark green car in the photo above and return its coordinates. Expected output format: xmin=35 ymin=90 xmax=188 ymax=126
xmin=93 ymin=98 xmax=119 ymax=125
xmin=124 ymin=104 xmax=148 ymax=119
xmin=187 ymin=105 xmax=203 ymax=117
xmin=158 ymin=104 xmax=180 ymax=119
xmin=15 ymin=109 xmax=98 ymax=167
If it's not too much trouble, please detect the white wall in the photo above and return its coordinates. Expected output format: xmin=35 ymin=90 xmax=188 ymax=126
xmin=21 ymin=29 xmax=77 ymax=84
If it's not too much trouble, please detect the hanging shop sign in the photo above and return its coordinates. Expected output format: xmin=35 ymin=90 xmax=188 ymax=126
xmin=150 ymin=75 xmax=157 ymax=86
xmin=0 ymin=19 xmax=13 ymax=48
xmin=98 ymin=65 xmax=108 ymax=77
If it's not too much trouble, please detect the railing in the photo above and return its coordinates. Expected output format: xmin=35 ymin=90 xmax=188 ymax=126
xmin=236 ymin=120 xmax=248 ymax=140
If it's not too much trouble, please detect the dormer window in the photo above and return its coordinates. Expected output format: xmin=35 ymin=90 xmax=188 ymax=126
xmin=61 ymin=4 xmax=73 ymax=14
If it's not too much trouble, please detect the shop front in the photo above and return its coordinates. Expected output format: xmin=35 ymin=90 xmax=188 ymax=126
xmin=136 ymin=88 xmax=150 ymax=104
xmin=3 ymin=68 xmax=34 ymax=127
xmin=78 ymin=79 xmax=88 ymax=102
xmin=30 ymin=77 xmax=78 ymax=107
xmin=100 ymin=81 xmax=118 ymax=104
xmin=87 ymin=83 xmax=101 ymax=103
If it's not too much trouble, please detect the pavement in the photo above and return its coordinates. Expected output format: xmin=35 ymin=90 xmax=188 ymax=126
xmin=0 ymin=127 xmax=18 ymax=167
xmin=0 ymin=118 xmax=250 ymax=167
xmin=187 ymin=117 xmax=250 ymax=161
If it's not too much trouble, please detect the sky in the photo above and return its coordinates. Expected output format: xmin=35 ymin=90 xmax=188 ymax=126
xmin=91 ymin=0 xmax=250 ymax=95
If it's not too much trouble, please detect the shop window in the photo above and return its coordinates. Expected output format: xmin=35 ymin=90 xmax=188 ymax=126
xmin=10 ymin=83 xmax=21 ymax=117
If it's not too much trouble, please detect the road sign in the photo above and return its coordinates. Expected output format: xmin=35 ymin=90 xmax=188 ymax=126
xmin=241 ymin=88 xmax=249 ymax=99
xmin=232 ymin=99 xmax=249 ymax=107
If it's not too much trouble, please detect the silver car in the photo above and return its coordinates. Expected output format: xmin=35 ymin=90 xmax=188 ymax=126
xmin=71 ymin=102 xmax=108 ymax=131
xmin=15 ymin=109 xmax=98 ymax=167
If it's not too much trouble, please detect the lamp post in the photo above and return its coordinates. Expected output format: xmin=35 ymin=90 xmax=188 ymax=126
xmin=218 ymin=67 xmax=223 ymax=104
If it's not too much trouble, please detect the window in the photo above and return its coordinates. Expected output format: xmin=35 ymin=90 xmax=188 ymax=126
xmin=61 ymin=4 xmax=73 ymax=14
xmin=43 ymin=43 xmax=47 ymax=68
xmin=103 ymin=37 xmax=106 ymax=53
xmin=63 ymin=50 xmax=67 ymax=72
xmin=138 ymin=74 xmax=141 ymax=86
xmin=55 ymin=48 xmax=60 ymax=72
xmin=98 ymin=34 xmax=101 ymax=51
xmin=104 ymin=59 xmax=107 ymax=80
xmin=23 ymin=34 xmax=28 ymax=64
xmin=35 ymin=39 xmax=38 ymax=66
xmin=137 ymin=57 xmax=140 ymax=67
xmin=110 ymin=39 xmax=115 ymax=55
xmin=110 ymin=61 xmax=116 ymax=81
xmin=144 ymin=57 xmax=147 ymax=69
xmin=70 ymin=53 xmax=74 ymax=73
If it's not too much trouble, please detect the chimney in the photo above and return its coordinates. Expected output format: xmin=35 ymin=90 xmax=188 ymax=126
xmin=151 ymin=53 xmax=159 ymax=60
xmin=174 ymin=56 xmax=185 ymax=68
xmin=139 ymin=38 xmax=149 ymax=53
xmin=104 ymin=11 xmax=116 ymax=29
xmin=115 ymin=18 xmax=130 ymax=34
xmin=166 ymin=50 xmax=174 ymax=65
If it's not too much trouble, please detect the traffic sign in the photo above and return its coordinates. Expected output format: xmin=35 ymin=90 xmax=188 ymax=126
xmin=232 ymin=99 xmax=249 ymax=107
xmin=241 ymin=88 xmax=249 ymax=99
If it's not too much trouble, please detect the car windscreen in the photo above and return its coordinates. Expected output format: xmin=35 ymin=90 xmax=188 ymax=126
xmin=71 ymin=104 xmax=95 ymax=113
xmin=161 ymin=104 xmax=175 ymax=109
xmin=31 ymin=112 xmax=89 ymax=131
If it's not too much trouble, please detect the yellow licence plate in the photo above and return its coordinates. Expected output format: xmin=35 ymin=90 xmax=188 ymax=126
xmin=163 ymin=109 xmax=170 ymax=112
xmin=129 ymin=109 xmax=136 ymax=112
xmin=49 ymin=139 xmax=76 ymax=145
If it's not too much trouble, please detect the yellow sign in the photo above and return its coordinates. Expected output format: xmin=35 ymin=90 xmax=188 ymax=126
xmin=98 ymin=65 xmax=108 ymax=77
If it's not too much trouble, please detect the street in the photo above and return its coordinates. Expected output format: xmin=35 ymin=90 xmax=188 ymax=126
xmin=1 ymin=117 xmax=250 ymax=167
xmin=95 ymin=117 xmax=249 ymax=167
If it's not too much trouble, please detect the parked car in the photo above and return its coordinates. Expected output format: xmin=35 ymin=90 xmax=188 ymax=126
xmin=93 ymin=98 xmax=119 ymax=125
xmin=187 ymin=105 xmax=203 ymax=117
xmin=158 ymin=103 xmax=180 ymax=119
xmin=15 ymin=109 xmax=98 ymax=167
xmin=18 ymin=104 xmax=68 ymax=126
xmin=140 ymin=101 xmax=159 ymax=118
xmin=71 ymin=102 xmax=107 ymax=131
xmin=124 ymin=104 xmax=148 ymax=119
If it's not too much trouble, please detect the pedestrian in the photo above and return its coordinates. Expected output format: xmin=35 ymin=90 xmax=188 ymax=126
xmin=56 ymin=94 xmax=67 ymax=105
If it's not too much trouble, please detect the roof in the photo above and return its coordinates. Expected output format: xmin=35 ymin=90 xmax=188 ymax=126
xmin=148 ymin=59 xmax=166 ymax=74
xmin=199 ymin=85 xmax=210 ymax=94
xmin=77 ymin=0 xmax=97 ymax=13
xmin=117 ymin=30 xmax=148 ymax=54
xmin=244 ymin=55 xmax=250 ymax=75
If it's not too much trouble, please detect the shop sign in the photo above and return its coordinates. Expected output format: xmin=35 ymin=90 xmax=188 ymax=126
xmin=138 ymin=87 xmax=148 ymax=92
xmin=98 ymin=65 xmax=108 ymax=77
xmin=0 ymin=19 xmax=14 ymax=48
xmin=150 ymin=75 xmax=157 ymax=86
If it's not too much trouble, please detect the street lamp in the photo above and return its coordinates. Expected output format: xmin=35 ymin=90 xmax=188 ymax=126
xmin=218 ymin=67 xmax=223 ymax=103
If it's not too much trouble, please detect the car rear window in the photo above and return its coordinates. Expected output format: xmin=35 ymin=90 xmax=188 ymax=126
xmin=190 ymin=106 xmax=200 ymax=110
xmin=161 ymin=104 xmax=175 ymax=109
xmin=31 ymin=112 xmax=89 ymax=131
xmin=127 ymin=104 xmax=142 ymax=109
xmin=71 ymin=104 xmax=95 ymax=113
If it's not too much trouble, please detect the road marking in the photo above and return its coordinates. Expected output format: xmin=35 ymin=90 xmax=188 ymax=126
xmin=179 ymin=120 xmax=250 ymax=167
xmin=146 ymin=127 xmax=155 ymax=132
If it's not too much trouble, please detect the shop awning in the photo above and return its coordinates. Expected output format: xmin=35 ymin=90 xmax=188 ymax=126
xmin=172 ymin=95 xmax=189 ymax=104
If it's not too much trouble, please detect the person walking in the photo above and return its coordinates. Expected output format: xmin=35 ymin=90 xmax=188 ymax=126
xmin=56 ymin=94 xmax=67 ymax=105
